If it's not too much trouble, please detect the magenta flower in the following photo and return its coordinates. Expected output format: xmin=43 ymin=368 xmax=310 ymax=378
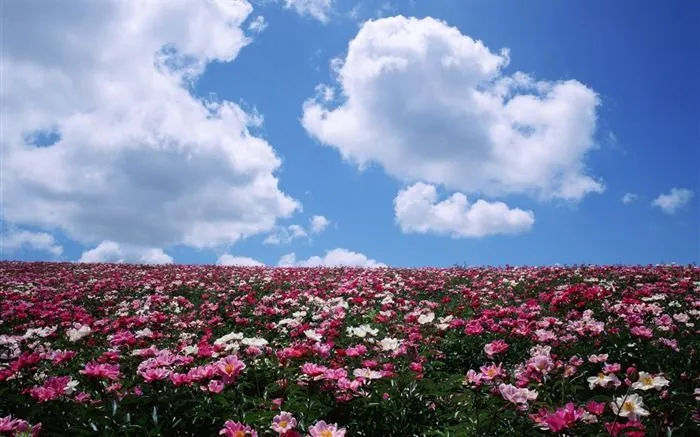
xmin=80 ymin=361 xmax=121 ymax=381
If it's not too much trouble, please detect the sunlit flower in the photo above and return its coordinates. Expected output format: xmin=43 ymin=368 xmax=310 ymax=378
xmin=610 ymin=394 xmax=650 ymax=419
xmin=308 ymin=420 xmax=346 ymax=437
xmin=631 ymin=372 xmax=670 ymax=391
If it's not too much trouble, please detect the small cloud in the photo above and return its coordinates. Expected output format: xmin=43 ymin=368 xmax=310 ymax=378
xmin=310 ymin=215 xmax=330 ymax=234
xmin=264 ymin=214 xmax=331 ymax=244
xmin=248 ymin=15 xmax=268 ymax=33
xmin=263 ymin=224 xmax=308 ymax=245
xmin=652 ymin=188 xmax=694 ymax=214
xmin=278 ymin=248 xmax=384 ymax=267
xmin=622 ymin=193 xmax=638 ymax=204
xmin=216 ymin=254 xmax=264 ymax=266
xmin=283 ymin=0 xmax=333 ymax=23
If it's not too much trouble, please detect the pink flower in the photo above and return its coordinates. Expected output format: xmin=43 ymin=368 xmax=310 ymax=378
xmin=480 ymin=363 xmax=505 ymax=380
xmin=270 ymin=412 xmax=297 ymax=434
xmin=588 ymin=354 xmax=608 ymax=363
xmin=207 ymin=380 xmax=225 ymax=393
xmin=219 ymin=420 xmax=257 ymax=437
xmin=464 ymin=369 xmax=484 ymax=386
xmin=215 ymin=355 xmax=246 ymax=383
xmin=300 ymin=363 xmax=328 ymax=378
xmin=484 ymin=340 xmax=509 ymax=358
xmin=80 ymin=361 xmax=121 ymax=381
xmin=586 ymin=400 xmax=606 ymax=415
xmin=409 ymin=362 xmax=423 ymax=373
xmin=602 ymin=362 xmax=621 ymax=374
xmin=498 ymin=383 xmax=538 ymax=408
xmin=170 ymin=372 xmax=191 ymax=386
xmin=630 ymin=326 xmax=653 ymax=339
xmin=140 ymin=367 xmax=170 ymax=383
xmin=307 ymin=420 xmax=346 ymax=437
xmin=0 ymin=415 xmax=41 ymax=436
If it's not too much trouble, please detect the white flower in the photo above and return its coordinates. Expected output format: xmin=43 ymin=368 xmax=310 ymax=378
xmin=64 ymin=379 xmax=79 ymax=395
xmin=304 ymin=330 xmax=323 ymax=342
xmin=182 ymin=345 xmax=199 ymax=356
xmin=379 ymin=337 xmax=400 ymax=352
xmin=135 ymin=328 xmax=153 ymax=339
xmin=587 ymin=372 xmax=620 ymax=390
xmin=24 ymin=326 xmax=57 ymax=339
xmin=66 ymin=324 xmax=91 ymax=342
xmin=346 ymin=324 xmax=378 ymax=338
xmin=632 ymin=372 xmax=670 ymax=391
xmin=214 ymin=332 xmax=244 ymax=345
xmin=436 ymin=315 xmax=454 ymax=330
xmin=610 ymin=394 xmax=650 ymax=418
xmin=241 ymin=337 xmax=268 ymax=347
xmin=673 ymin=313 xmax=689 ymax=323
xmin=418 ymin=312 xmax=435 ymax=325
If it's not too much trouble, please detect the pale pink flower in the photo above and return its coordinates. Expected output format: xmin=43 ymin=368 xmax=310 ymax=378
xmin=308 ymin=420 xmax=346 ymax=437
xmin=270 ymin=412 xmax=297 ymax=434
xmin=498 ymin=383 xmax=538 ymax=408
xmin=588 ymin=354 xmax=608 ymax=363
xmin=207 ymin=380 xmax=225 ymax=393
xmin=480 ymin=363 xmax=505 ymax=380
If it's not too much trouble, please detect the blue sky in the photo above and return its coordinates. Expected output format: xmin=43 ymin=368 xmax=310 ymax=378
xmin=1 ymin=0 xmax=698 ymax=267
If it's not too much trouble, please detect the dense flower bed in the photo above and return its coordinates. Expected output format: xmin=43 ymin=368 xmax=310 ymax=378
xmin=0 ymin=262 xmax=698 ymax=436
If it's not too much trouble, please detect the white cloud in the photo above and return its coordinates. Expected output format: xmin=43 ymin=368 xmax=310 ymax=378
xmin=216 ymin=254 xmax=264 ymax=266
xmin=248 ymin=15 xmax=268 ymax=32
xmin=1 ymin=229 xmax=63 ymax=256
xmin=310 ymin=215 xmax=330 ymax=234
xmin=652 ymin=188 xmax=694 ymax=214
xmin=1 ymin=0 xmax=299 ymax=251
xmin=302 ymin=16 xmax=604 ymax=202
xmin=263 ymin=224 xmax=308 ymax=245
xmin=79 ymin=241 xmax=173 ymax=264
xmin=283 ymin=0 xmax=333 ymax=23
xmin=139 ymin=248 xmax=175 ymax=265
xmin=278 ymin=248 xmax=384 ymax=267
xmin=622 ymin=193 xmax=638 ymax=204
xmin=264 ymin=214 xmax=331 ymax=244
xmin=394 ymin=183 xmax=534 ymax=237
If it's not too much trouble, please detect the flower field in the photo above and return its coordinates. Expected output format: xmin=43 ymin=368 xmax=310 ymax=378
xmin=1 ymin=262 xmax=698 ymax=436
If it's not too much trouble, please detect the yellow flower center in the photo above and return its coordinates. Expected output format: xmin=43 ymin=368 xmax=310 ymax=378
xmin=320 ymin=431 xmax=333 ymax=437
xmin=224 ymin=364 xmax=235 ymax=374
xmin=234 ymin=432 xmax=245 ymax=437
xmin=641 ymin=376 xmax=653 ymax=385
xmin=597 ymin=373 xmax=606 ymax=380
xmin=622 ymin=401 xmax=636 ymax=412
xmin=486 ymin=368 xmax=497 ymax=377
xmin=279 ymin=420 xmax=288 ymax=428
